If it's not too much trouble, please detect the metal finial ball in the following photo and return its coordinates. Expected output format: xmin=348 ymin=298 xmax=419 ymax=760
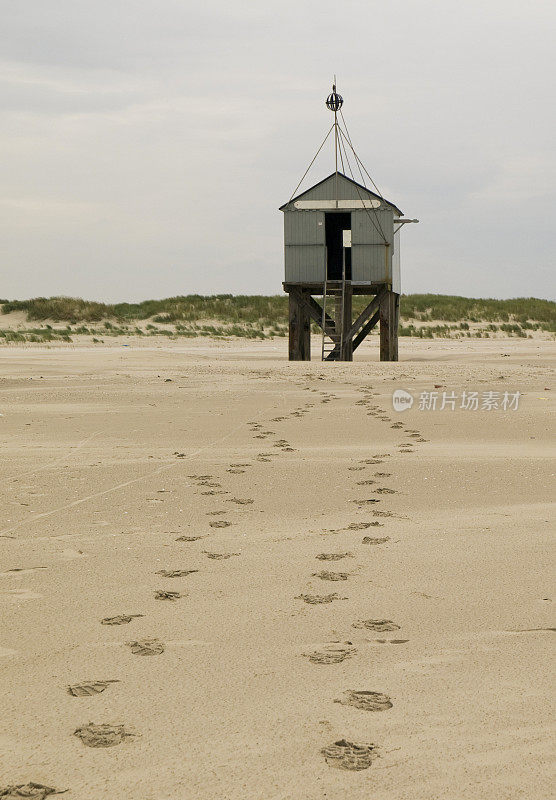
xmin=326 ymin=91 xmax=343 ymax=112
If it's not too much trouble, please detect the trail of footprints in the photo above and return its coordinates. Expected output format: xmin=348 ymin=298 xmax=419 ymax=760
xmin=9 ymin=384 xmax=429 ymax=789
xmin=295 ymin=384 xmax=430 ymax=770
xmin=61 ymin=461 xmax=240 ymax=746
xmin=37 ymin=391 xmax=315 ymax=767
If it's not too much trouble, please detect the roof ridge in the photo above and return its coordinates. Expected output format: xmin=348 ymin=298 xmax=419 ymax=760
xmin=280 ymin=172 xmax=402 ymax=214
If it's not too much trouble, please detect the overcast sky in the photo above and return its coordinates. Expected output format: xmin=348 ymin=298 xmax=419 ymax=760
xmin=1 ymin=0 xmax=555 ymax=301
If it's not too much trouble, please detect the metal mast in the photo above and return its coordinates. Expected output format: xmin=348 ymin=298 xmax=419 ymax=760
xmin=322 ymin=81 xmax=346 ymax=361
xmin=333 ymin=78 xmax=338 ymax=207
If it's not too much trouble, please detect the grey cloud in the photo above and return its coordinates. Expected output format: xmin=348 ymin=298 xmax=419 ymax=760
xmin=0 ymin=0 xmax=554 ymax=300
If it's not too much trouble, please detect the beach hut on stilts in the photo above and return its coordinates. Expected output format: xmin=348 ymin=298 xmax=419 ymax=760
xmin=280 ymin=82 xmax=418 ymax=361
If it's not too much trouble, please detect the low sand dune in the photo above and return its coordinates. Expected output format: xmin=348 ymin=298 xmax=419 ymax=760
xmin=0 ymin=337 xmax=554 ymax=799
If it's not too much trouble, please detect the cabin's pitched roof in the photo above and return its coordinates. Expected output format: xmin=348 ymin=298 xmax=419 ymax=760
xmin=280 ymin=172 xmax=403 ymax=215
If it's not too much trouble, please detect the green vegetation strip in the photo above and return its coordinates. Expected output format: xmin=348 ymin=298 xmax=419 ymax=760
xmin=1 ymin=294 xmax=554 ymax=341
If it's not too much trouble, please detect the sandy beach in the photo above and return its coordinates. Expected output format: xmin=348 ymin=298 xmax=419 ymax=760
xmin=1 ymin=336 xmax=554 ymax=799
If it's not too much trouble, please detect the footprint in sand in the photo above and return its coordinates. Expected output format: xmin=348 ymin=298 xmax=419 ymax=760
xmin=67 ymin=680 xmax=119 ymax=697
xmin=335 ymin=690 xmax=392 ymax=711
xmin=156 ymin=569 xmax=198 ymax=578
xmin=126 ymin=639 xmax=164 ymax=656
xmin=373 ymin=453 xmax=391 ymax=458
xmin=315 ymin=553 xmax=352 ymax=561
xmin=356 ymin=479 xmax=375 ymax=486
xmin=303 ymin=644 xmax=355 ymax=664
xmin=227 ymin=498 xmax=254 ymax=505
xmin=176 ymin=535 xmax=207 ymax=542
xmin=201 ymin=490 xmax=229 ymax=496
xmin=374 ymin=639 xmax=409 ymax=644
xmin=353 ymin=498 xmax=380 ymax=505
xmin=373 ymin=510 xmax=394 ymax=517
xmin=353 ymin=619 xmax=400 ymax=631
xmin=362 ymin=536 xmax=390 ymax=545
xmin=227 ymin=468 xmax=245 ymax=474
xmin=348 ymin=466 xmax=366 ymax=471
xmin=312 ymin=570 xmax=349 ymax=581
xmin=197 ymin=481 xmax=221 ymax=487
xmin=230 ymin=463 xmax=252 ymax=468
xmin=374 ymin=472 xmax=391 ymax=477
xmin=209 ymin=520 xmax=232 ymax=528
xmin=188 ymin=474 xmax=213 ymax=481
xmin=0 ymin=784 xmax=61 ymax=799
xmin=345 ymin=522 xmax=373 ymax=530
xmin=321 ymin=739 xmax=378 ymax=771
xmin=101 ymin=614 xmax=144 ymax=626
xmin=375 ymin=487 xmax=397 ymax=494
xmin=154 ymin=590 xmax=183 ymax=601
xmin=74 ymin=722 xmax=136 ymax=748
xmin=206 ymin=510 xmax=226 ymax=516
xmin=1 ymin=567 xmax=47 ymax=576
xmin=295 ymin=593 xmax=345 ymax=604
xmin=203 ymin=551 xmax=240 ymax=560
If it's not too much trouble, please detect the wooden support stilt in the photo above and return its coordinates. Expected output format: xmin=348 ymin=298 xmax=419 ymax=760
xmin=288 ymin=291 xmax=311 ymax=361
xmin=333 ymin=295 xmax=342 ymax=361
xmin=393 ymin=292 xmax=400 ymax=361
xmin=380 ymin=290 xmax=399 ymax=362
xmin=334 ymin=294 xmax=343 ymax=339
xmin=340 ymin=283 xmax=353 ymax=361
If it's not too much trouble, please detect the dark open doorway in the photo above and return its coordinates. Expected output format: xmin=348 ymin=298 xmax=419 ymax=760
xmin=325 ymin=212 xmax=351 ymax=280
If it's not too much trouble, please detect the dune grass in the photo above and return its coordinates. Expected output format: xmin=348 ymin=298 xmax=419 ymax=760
xmin=398 ymin=294 xmax=555 ymax=324
xmin=1 ymin=294 xmax=554 ymax=342
xmin=0 ymin=295 xmax=289 ymax=326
